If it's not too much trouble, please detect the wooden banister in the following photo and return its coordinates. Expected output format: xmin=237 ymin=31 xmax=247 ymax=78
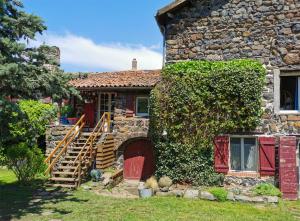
xmin=44 ymin=115 xmax=85 ymax=174
xmin=73 ymin=112 xmax=111 ymax=182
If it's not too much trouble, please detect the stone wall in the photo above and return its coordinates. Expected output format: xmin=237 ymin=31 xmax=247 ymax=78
xmin=163 ymin=0 xmax=300 ymax=136
xmin=165 ymin=0 xmax=300 ymax=67
xmin=45 ymin=125 xmax=73 ymax=156
xmin=113 ymin=93 xmax=150 ymax=150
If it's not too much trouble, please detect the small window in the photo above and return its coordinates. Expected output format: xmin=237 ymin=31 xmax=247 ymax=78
xmin=136 ymin=97 xmax=149 ymax=117
xmin=230 ymin=137 xmax=258 ymax=172
xmin=280 ymin=76 xmax=300 ymax=111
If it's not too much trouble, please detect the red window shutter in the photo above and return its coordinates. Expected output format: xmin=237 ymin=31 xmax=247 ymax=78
xmin=214 ymin=136 xmax=229 ymax=174
xmin=126 ymin=95 xmax=135 ymax=117
xmin=258 ymin=137 xmax=276 ymax=176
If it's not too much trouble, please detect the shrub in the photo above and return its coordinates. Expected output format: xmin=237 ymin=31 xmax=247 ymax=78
xmin=150 ymin=60 xmax=266 ymax=186
xmin=252 ymin=183 xmax=282 ymax=197
xmin=5 ymin=142 xmax=46 ymax=183
xmin=208 ymin=187 xmax=228 ymax=202
xmin=158 ymin=176 xmax=172 ymax=188
xmin=145 ymin=176 xmax=159 ymax=192
xmin=18 ymin=100 xmax=57 ymax=136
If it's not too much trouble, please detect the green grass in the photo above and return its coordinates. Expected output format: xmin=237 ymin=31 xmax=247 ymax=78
xmin=1 ymin=168 xmax=300 ymax=221
xmin=0 ymin=167 xmax=17 ymax=184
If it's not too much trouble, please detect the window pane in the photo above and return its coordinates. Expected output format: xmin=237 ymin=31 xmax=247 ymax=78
xmin=244 ymin=138 xmax=257 ymax=171
xmin=230 ymin=138 xmax=241 ymax=171
xmin=137 ymin=98 xmax=149 ymax=115
xmin=280 ymin=76 xmax=298 ymax=110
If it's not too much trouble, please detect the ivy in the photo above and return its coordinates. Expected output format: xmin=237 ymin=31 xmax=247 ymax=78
xmin=150 ymin=60 xmax=266 ymax=185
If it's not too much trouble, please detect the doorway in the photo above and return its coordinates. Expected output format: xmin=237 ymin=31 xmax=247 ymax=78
xmin=97 ymin=93 xmax=116 ymax=122
xmin=123 ymin=139 xmax=155 ymax=180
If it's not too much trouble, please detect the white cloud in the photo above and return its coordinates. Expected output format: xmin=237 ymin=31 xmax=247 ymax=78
xmin=30 ymin=33 xmax=163 ymax=72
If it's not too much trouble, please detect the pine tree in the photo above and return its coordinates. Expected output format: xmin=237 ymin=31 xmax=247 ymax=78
xmin=0 ymin=0 xmax=79 ymax=151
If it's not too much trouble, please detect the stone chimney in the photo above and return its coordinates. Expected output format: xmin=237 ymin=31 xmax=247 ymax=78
xmin=132 ymin=58 xmax=137 ymax=71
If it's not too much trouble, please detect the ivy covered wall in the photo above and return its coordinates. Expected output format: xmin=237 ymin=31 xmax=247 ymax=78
xmin=149 ymin=60 xmax=266 ymax=185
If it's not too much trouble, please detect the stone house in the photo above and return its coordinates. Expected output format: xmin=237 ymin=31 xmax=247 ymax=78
xmin=156 ymin=0 xmax=300 ymax=199
xmin=46 ymin=59 xmax=160 ymax=183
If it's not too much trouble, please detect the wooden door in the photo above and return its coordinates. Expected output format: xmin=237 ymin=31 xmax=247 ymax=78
xmin=124 ymin=140 xmax=155 ymax=180
xmin=84 ymin=102 xmax=95 ymax=128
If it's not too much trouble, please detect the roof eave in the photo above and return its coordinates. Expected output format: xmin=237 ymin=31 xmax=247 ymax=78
xmin=155 ymin=0 xmax=189 ymax=31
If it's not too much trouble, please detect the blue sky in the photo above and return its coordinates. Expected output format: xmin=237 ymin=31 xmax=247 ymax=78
xmin=23 ymin=0 xmax=171 ymax=72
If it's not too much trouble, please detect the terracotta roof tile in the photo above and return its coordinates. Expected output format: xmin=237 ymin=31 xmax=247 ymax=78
xmin=69 ymin=70 xmax=161 ymax=89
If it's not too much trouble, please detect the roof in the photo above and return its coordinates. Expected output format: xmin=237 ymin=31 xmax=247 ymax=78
xmin=156 ymin=0 xmax=190 ymax=26
xmin=69 ymin=70 xmax=161 ymax=89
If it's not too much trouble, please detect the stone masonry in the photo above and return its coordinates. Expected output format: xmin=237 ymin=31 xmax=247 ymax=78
xmin=161 ymin=0 xmax=300 ymax=135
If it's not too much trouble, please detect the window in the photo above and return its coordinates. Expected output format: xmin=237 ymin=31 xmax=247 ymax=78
xmin=230 ymin=137 xmax=258 ymax=172
xmin=280 ymin=75 xmax=300 ymax=111
xmin=136 ymin=97 xmax=149 ymax=117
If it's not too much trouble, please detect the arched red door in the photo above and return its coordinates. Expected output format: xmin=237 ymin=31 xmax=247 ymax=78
xmin=124 ymin=139 xmax=155 ymax=180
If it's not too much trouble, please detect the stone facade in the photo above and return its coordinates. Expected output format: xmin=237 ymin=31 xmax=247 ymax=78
xmin=45 ymin=125 xmax=73 ymax=155
xmin=113 ymin=92 xmax=151 ymax=150
xmin=161 ymin=0 xmax=300 ymax=135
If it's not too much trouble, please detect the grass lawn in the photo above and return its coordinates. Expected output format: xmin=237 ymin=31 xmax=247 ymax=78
xmin=1 ymin=168 xmax=300 ymax=221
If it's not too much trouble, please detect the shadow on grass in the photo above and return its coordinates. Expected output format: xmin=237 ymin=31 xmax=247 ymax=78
xmin=0 ymin=179 xmax=88 ymax=221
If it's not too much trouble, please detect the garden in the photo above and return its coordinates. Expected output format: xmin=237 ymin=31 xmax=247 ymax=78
xmin=1 ymin=168 xmax=300 ymax=221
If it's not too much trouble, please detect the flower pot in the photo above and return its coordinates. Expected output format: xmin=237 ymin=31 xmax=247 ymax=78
xmin=139 ymin=188 xmax=153 ymax=198
xmin=67 ymin=118 xmax=79 ymax=125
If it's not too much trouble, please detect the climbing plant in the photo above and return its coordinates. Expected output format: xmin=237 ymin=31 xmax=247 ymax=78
xmin=150 ymin=60 xmax=266 ymax=185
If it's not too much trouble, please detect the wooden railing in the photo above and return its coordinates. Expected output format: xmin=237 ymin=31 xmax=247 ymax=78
xmin=44 ymin=115 xmax=85 ymax=174
xmin=73 ymin=112 xmax=111 ymax=185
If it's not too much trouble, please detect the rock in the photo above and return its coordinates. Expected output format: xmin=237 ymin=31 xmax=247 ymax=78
xmin=265 ymin=196 xmax=279 ymax=203
xmin=42 ymin=210 xmax=54 ymax=216
xmin=116 ymin=155 xmax=124 ymax=170
xmin=82 ymin=185 xmax=91 ymax=190
xmin=292 ymin=23 xmax=300 ymax=33
xmin=103 ymin=178 xmax=112 ymax=186
xmin=200 ymin=191 xmax=216 ymax=201
xmin=160 ymin=187 xmax=170 ymax=192
xmin=184 ymin=189 xmax=199 ymax=199
xmin=172 ymin=190 xmax=185 ymax=197
xmin=235 ymin=195 xmax=252 ymax=202
xmin=284 ymin=53 xmax=300 ymax=65
xmin=250 ymin=196 xmax=265 ymax=203
xmin=227 ymin=192 xmax=235 ymax=201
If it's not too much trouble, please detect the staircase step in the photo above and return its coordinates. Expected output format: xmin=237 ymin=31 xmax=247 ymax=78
xmin=50 ymin=177 xmax=77 ymax=182
xmin=52 ymin=171 xmax=77 ymax=175
xmin=60 ymin=161 xmax=78 ymax=165
xmin=51 ymin=184 xmax=77 ymax=188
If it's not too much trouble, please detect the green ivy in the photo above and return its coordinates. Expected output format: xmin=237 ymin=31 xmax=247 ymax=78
xmin=150 ymin=60 xmax=266 ymax=186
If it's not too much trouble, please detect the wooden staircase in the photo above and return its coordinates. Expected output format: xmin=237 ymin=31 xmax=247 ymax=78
xmin=45 ymin=112 xmax=112 ymax=188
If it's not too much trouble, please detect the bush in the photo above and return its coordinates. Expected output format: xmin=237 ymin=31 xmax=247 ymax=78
xmin=18 ymin=100 xmax=56 ymax=136
xmin=252 ymin=183 xmax=282 ymax=197
xmin=150 ymin=60 xmax=266 ymax=186
xmin=208 ymin=187 xmax=228 ymax=202
xmin=158 ymin=176 xmax=172 ymax=188
xmin=154 ymin=142 xmax=224 ymax=186
xmin=145 ymin=176 xmax=159 ymax=192
xmin=5 ymin=142 xmax=46 ymax=183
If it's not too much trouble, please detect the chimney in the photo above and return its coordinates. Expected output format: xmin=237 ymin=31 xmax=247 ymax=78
xmin=132 ymin=58 xmax=137 ymax=71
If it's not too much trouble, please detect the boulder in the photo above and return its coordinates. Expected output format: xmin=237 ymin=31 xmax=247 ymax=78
xmin=184 ymin=189 xmax=199 ymax=199
xmin=199 ymin=191 xmax=216 ymax=201
xmin=172 ymin=190 xmax=185 ymax=197
xmin=265 ymin=196 xmax=279 ymax=203
xmin=227 ymin=192 xmax=235 ymax=201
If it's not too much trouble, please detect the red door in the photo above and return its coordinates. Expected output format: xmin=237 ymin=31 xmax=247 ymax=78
xmin=124 ymin=140 xmax=155 ymax=180
xmin=84 ymin=102 xmax=95 ymax=128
